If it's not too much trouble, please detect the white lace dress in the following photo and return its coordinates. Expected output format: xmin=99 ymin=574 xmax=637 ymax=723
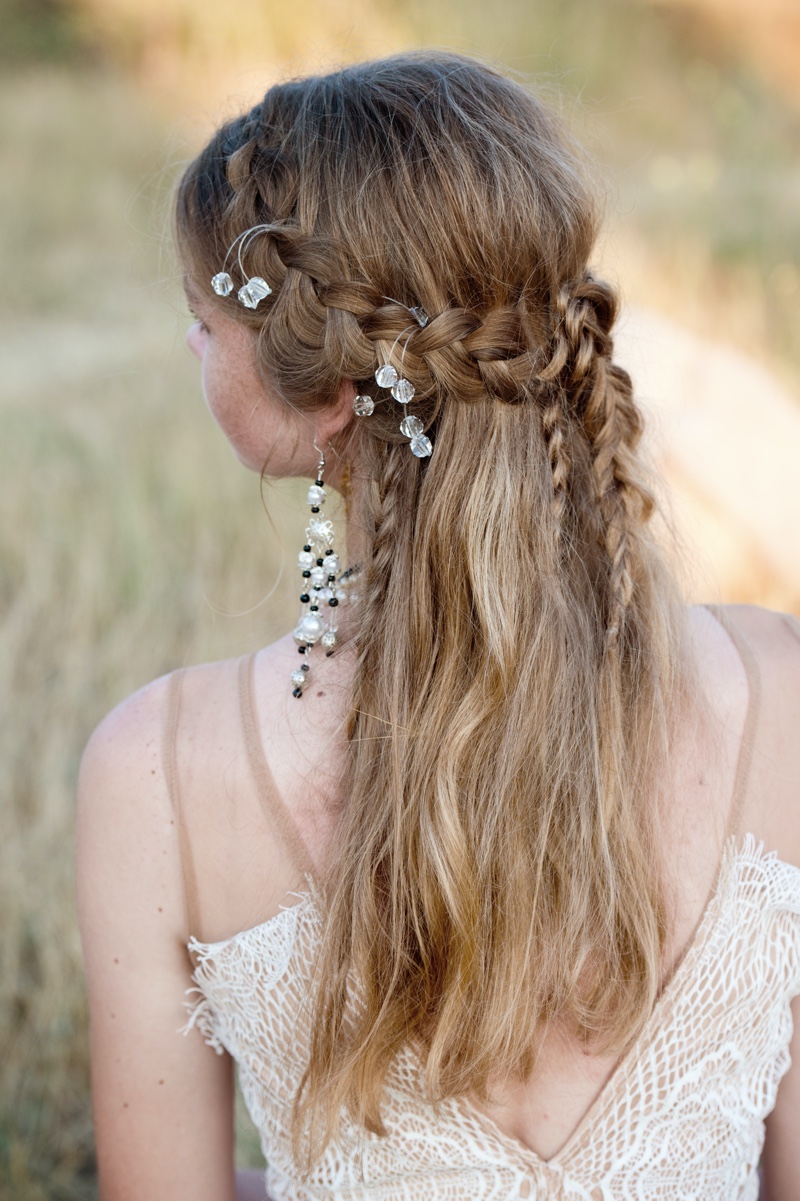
xmin=182 ymin=835 xmax=800 ymax=1201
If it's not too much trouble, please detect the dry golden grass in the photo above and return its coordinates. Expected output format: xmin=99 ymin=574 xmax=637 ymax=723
xmin=0 ymin=66 xmax=309 ymax=1197
xmin=1 ymin=2 xmax=798 ymax=1195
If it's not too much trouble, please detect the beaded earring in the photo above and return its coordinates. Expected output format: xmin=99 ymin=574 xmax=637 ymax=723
xmin=290 ymin=447 xmax=359 ymax=698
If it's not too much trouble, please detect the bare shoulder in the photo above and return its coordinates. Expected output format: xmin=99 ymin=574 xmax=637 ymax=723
xmin=713 ymin=601 xmax=800 ymax=656
xmin=77 ymin=668 xmax=180 ymax=904
xmin=78 ymin=656 xmax=244 ymax=842
xmin=77 ymin=645 xmax=290 ymax=935
xmin=703 ymin=603 xmax=800 ymax=866
xmin=76 ymin=663 xmax=242 ymax=1201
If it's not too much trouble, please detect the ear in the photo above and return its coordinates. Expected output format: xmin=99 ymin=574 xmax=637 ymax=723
xmin=316 ymin=378 xmax=357 ymax=445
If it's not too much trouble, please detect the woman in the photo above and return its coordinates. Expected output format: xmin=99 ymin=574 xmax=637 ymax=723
xmin=76 ymin=52 xmax=800 ymax=1200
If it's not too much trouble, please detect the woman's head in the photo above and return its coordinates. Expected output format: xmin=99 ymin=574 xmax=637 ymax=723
xmin=178 ymin=51 xmax=652 ymax=637
xmin=176 ymin=52 xmax=596 ymax=417
xmin=176 ymin=52 xmax=687 ymax=1164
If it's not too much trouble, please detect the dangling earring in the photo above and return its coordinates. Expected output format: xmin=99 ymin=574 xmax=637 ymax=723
xmin=289 ymin=446 xmax=344 ymax=698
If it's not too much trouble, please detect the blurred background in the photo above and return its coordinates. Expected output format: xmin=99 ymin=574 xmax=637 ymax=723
xmin=1 ymin=0 xmax=798 ymax=1196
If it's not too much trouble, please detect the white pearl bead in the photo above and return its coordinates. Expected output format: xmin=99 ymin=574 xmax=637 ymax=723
xmin=299 ymin=613 xmax=324 ymax=643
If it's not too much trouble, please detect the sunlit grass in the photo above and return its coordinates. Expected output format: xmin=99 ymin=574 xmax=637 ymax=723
xmin=0 ymin=66 xmax=308 ymax=1197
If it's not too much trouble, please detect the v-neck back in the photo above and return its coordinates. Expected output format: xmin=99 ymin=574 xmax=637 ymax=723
xmin=173 ymin=605 xmax=800 ymax=1198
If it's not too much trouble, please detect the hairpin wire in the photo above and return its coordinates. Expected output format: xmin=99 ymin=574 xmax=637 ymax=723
xmin=389 ymin=323 xmax=417 ymax=372
xmin=222 ymin=223 xmax=274 ymax=281
xmin=382 ymin=296 xmax=430 ymax=327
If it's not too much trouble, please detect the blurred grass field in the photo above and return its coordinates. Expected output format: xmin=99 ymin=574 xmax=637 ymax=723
xmin=1 ymin=1 xmax=798 ymax=1196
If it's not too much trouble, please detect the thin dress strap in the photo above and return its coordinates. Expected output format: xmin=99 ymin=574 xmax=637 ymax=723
xmin=161 ymin=668 xmax=202 ymax=941
xmin=703 ymin=604 xmax=762 ymax=843
xmin=781 ymin=611 xmax=800 ymax=647
xmin=237 ymin=653 xmax=315 ymax=879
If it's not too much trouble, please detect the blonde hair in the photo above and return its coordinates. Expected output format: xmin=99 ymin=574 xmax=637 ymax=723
xmin=177 ymin=51 xmax=688 ymax=1163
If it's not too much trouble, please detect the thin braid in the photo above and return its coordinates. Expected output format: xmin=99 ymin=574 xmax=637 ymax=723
xmin=585 ymin=356 xmax=654 ymax=650
xmin=545 ymin=274 xmax=654 ymax=649
xmin=540 ymin=393 xmax=571 ymax=537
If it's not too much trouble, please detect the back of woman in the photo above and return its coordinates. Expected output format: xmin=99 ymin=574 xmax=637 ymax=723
xmin=76 ymin=52 xmax=800 ymax=1201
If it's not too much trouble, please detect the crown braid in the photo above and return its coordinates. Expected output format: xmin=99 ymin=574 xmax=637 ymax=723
xmin=194 ymin=185 xmax=655 ymax=641
xmin=200 ymin=117 xmax=651 ymax=586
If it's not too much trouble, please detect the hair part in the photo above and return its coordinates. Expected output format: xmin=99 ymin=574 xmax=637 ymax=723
xmin=176 ymin=50 xmax=691 ymax=1168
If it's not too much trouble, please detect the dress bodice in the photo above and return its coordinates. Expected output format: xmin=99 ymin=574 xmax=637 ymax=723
xmin=182 ymin=835 xmax=800 ymax=1200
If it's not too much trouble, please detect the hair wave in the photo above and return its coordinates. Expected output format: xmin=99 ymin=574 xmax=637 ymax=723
xmin=176 ymin=51 xmax=691 ymax=1166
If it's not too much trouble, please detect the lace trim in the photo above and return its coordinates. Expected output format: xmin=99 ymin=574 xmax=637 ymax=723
xmin=179 ymin=837 xmax=800 ymax=1200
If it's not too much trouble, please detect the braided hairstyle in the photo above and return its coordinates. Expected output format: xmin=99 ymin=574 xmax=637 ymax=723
xmin=177 ymin=52 xmax=687 ymax=1163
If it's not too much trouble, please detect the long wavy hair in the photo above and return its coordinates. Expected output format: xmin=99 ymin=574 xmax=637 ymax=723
xmin=176 ymin=51 xmax=690 ymax=1164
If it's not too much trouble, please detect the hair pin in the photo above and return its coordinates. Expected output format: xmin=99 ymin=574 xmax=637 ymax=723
xmin=382 ymin=296 xmax=430 ymax=328
xmin=371 ymin=325 xmax=433 ymax=458
xmin=210 ymin=225 xmax=275 ymax=308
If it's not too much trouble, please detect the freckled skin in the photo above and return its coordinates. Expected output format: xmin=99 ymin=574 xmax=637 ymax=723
xmin=185 ymin=313 xmax=288 ymax=472
xmin=184 ymin=292 xmax=356 ymax=486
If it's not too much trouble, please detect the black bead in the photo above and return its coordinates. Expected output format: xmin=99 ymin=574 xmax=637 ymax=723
xmin=329 ymin=597 xmax=339 ymax=607
xmin=310 ymin=605 xmax=319 ymax=612
xmin=310 ymin=506 xmax=320 ymax=514
xmin=298 ymin=646 xmax=307 ymax=654
xmin=301 ymin=664 xmax=310 ymax=673
xmin=303 ymin=544 xmax=311 ymax=552
xmin=302 ymin=570 xmax=311 ymax=578
xmin=316 ymin=558 xmax=324 ymax=566
xmin=292 ymin=688 xmax=302 ymax=698
xmin=327 ymin=574 xmax=336 ymax=582
xmin=315 ymin=478 xmax=323 ymax=487
xmin=299 ymin=593 xmax=310 ymax=603
xmin=325 ymin=549 xmax=334 ymax=556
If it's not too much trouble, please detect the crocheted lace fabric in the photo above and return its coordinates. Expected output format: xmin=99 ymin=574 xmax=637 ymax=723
xmin=182 ymin=834 xmax=800 ymax=1201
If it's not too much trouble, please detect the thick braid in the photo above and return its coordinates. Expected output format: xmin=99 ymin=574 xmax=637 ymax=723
xmin=224 ymin=120 xmax=299 ymax=225
xmin=203 ymin=170 xmax=641 ymax=578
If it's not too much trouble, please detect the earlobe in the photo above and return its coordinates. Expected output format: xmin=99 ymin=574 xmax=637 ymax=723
xmin=322 ymin=379 xmax=358 ymax=442
xmin=185 ymin=322 xmax=206 ymax=360
xmin=336 ymin=379 xmax=357 ymax=420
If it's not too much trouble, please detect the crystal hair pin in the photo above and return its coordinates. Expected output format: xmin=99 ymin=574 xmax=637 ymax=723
xmin=352 ymin=304 xmax=433 ymax=458
xmin=210 ymin=224 xmax=274 ymax=309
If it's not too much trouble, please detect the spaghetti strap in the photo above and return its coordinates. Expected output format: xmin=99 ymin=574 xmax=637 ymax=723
xmin=703 ymin=605 xmax=762 ymax=843
xmin=781 ymin=611 xmax=800 ymax=647
xmin=162 ymin=668 xmax=202 ymax=940
xmin=237 ymin=653 xmax=315 ymax=878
